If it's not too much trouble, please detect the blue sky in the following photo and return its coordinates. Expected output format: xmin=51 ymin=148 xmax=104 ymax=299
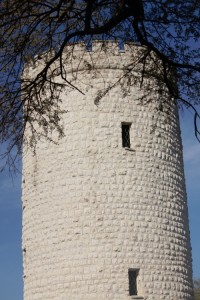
xmin=0 ymin=110 xmax=199 ymax=300
xmin=0 ymin=165 xmax=22 ymax=300
xmin=179 ymin=110 xmax=200 ymax=279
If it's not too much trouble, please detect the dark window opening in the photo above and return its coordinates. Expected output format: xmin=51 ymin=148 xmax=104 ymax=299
xmin=128 ymin=269 xmax=138 ymax=296
xmin=122 ymin=123 xmax=131 ymax=148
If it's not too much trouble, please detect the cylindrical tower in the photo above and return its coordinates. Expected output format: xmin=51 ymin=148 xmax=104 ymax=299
xmin=22 ymin=41 xmax=193 ymax=300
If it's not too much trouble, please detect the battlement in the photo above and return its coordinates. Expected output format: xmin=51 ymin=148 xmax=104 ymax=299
xmin=62 ymin=40 xmax=143 ymax=53
xmin=23 ymin=40 xmax=164 ymax=81
xmin=34 ymin=40 xmax=144 ymax=60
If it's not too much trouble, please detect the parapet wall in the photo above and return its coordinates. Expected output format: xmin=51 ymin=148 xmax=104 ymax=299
xmin=23 ymin=40 xmax=166 ymax=81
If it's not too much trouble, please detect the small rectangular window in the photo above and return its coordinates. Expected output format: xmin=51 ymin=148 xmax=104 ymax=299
xmin=122 ymin=123 xmax=131 ymax=148
xmin=128 ymin=269 xmax=138 ymax=296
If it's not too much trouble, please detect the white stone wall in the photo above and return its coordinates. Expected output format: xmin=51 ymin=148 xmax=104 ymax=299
xmin=22 ymin=41 xmax=193 ymax=300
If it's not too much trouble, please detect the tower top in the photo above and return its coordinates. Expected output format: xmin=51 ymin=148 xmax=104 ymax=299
xmin=23 ymin=40 xmax=164 ymax=80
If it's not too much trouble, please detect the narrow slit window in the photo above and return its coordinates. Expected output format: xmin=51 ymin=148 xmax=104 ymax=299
xmin=128 ymin=269 xmax=138 ymax=296
xmin=122 ymin=123 xmax=131 ymax=148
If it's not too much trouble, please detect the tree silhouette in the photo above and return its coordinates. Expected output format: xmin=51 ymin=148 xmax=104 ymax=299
xmin=194 ymin=279 xmax=200 ymax=300
xmin=0 ymin=0 xmax=199 ymax=169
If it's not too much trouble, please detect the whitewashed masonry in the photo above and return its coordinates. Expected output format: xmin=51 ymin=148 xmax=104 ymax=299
xmin=22 ymin=41 xmax=194 ymax=300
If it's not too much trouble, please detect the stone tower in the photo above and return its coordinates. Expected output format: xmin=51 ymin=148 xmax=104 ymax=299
xmin=22 ymin=41 xmax=193 ymax=300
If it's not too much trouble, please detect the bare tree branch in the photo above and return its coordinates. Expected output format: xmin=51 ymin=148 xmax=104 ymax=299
xmin=0 ymin=0 xmax=199 ymax=169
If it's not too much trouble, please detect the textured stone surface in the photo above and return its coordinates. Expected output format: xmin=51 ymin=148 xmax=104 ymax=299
xmin=22 ymin=41 xmax=193 ymax=300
